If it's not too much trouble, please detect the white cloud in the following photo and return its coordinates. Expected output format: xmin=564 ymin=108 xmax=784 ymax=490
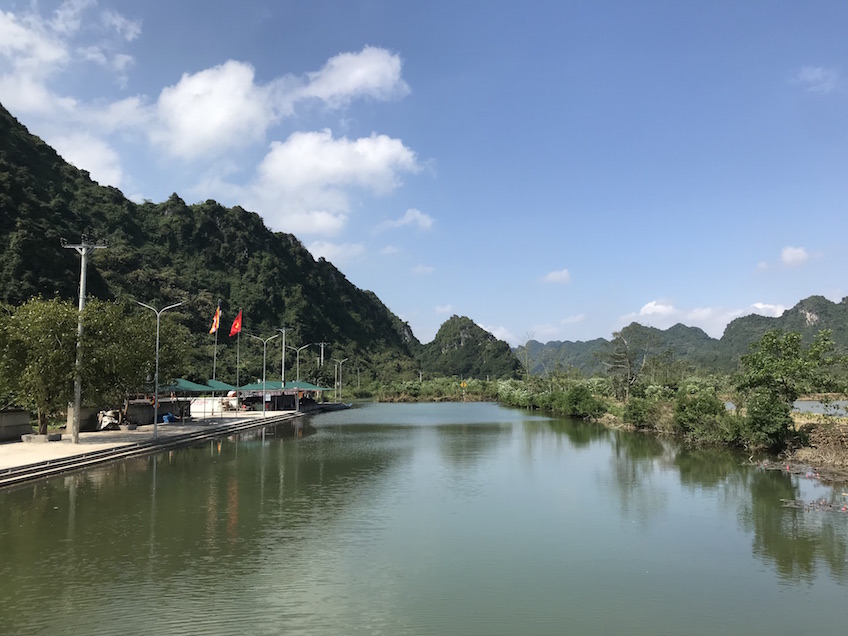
xmin=561 ymin=313 xmax=585 ymax=325
xmin=50 ymin=0 xmax=95 ymax=36
xmin=102 ymin=10 xmax=141 ymax=42
xmin=377 ymin=208 xmax=434 ymax=231
xmin=750 ymin=302 xmax=786 ymax=317
xmin=299 ymin=46 xmax=410 ymax=107
xmin=781 ymin=246 xmax=809 ymax=266
xmin=306 ymin=240 xmax=365 ymax=264
xmin=239 ymin=129 xmax=419 ymax=235
xmin=0 ymin=9 xmax=68 ymax=76
xmin=542 ymin=268 xmax=571 ymax=283
xmin=793 ymin=66 xmax=839 ymax=94
xmin=0 ymin=4 xmax=419 ymax=240
xmin=413 ymin=264 xmax=434 ymax=275
xmin=152 ymin=61 xmax=276 ymax=159
xmin=435 ymin=304 xmax=454 ymax=314
xmin=51 ymin=132 xmax=124 ymax=187
xmin=618 ymin=300 xmax=791 ymax=338
xmin=379 ymin=245 xmax=400 ymax=255
xmin=483 ymin=324 xmax=518 ymax=346
xmin=639 ymin=300 xmax=675 ymax=316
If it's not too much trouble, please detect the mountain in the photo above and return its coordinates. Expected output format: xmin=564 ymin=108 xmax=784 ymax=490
xmin=519 ymin=296 xmax=848 ymax=377
xmin=419 ymin=315 xmax=521 ymax=379
xmin=1 ymin=102 xmax=521 ymax=384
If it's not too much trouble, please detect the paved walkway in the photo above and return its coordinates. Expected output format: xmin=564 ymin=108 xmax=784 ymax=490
xmin=0 ymin=412 xmax=294 ymax=472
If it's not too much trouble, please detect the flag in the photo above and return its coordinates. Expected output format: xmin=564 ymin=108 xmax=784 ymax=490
xmin=209 ymin=305 xmax=221 ymax=334
xmin=229 ymin=309 xmax=243 ymax=337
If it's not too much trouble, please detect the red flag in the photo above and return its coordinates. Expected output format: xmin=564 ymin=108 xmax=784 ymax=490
xmin=209 ymin=305 xmax=221 ymax=334
xmin=229 ymin=309 xmax=243 ymax=337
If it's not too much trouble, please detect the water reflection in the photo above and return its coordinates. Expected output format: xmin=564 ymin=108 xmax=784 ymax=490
xmin=606 ymin=432 xmax=670 ymax=522
xmin=0 ymin=404 xmax=846 ymax=635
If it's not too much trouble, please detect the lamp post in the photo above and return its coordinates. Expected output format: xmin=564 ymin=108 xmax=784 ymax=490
xmin=136 ymin=301 xmax=183 ymax=438
xmin=332 ymin=358 xmax=348 ymax=403
xmin=277 ymin=328 xmax=287 ymax=386
xmin=248 ymin=332 xmax=279 ymax=417
xmin=287 ymin=343 xmax=312 ymax=382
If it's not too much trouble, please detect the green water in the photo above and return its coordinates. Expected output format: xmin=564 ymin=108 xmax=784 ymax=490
xmin=1 ymin=402 xmax=846 ymax=635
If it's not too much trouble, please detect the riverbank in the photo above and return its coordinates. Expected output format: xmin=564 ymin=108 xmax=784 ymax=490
xmin=0 ymin=411 xmax=306 ymax=488
xmin=594 ymin=408 xmax=848 ymax=483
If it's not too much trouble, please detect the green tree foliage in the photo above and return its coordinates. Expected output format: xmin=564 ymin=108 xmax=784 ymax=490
xmin=673 ymin=392 xmax=739 ymax=443
xmin=551 ymin=384 xmax=607 ymax=419
xmin=623 ymin=397 xmax=661 ymax=429
xmin=599 ymin=328 xmax=662 ymax=401
xmin=0 ymin=298 xmax=78 ymax=433
xmin=0 ymin=298 xmax=193 ymax=430
xmin=82 ymin=300 xmax=190 ymax=419
xmin=736 ymin=329 xmax=841 ymax=450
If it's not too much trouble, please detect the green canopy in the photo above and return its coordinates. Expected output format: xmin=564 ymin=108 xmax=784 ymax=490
xmin=239 ymin=380 xmax=284 ymax=391
xmin=161 ymin=378 xmax=215 ymax=393
xmin=285 ymin=381 xmax=332 ymax=392
xmin=206 ymin=379 xmax=237 ymax=391
xmin=237 ymin=380 xmax=331 ymax=392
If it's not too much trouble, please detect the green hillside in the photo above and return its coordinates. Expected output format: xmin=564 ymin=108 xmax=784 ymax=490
xmin=519 ymin=296 xmax=848 ymax=377
xmin=0 ymin=103 xmax=426 ymax=385
xmin=419 ymin=315 xmax=521 ymax=380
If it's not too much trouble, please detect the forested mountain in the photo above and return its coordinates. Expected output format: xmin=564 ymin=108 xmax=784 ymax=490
xmin=419 ymin=316 xmax=521 ymax=379
xmin=519 ymin=295 xmax=848 ymax=377
xmin=1 ymin=102 xmax=519 ymax=384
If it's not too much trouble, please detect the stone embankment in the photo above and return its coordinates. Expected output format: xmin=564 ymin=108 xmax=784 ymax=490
xmin=0 ymin=412 xmax=304 ymax=490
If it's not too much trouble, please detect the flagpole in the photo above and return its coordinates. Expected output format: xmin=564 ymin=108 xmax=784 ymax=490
xmin=212 ymin=324 xmax=219 ymax=382
xmin=235 ymin=309 xmax=241 ymax=411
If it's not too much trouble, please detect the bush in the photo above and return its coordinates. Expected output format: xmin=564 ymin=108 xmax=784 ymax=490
xmin=674 ymin=392 xmax=738 ymax=442
xmin=624 ymin=397 xmax=660 ymax=429
xmin=742 ymin=391 xmax=795 ymax=450
xmin=555 ymin=385 xmax=606 ymax=419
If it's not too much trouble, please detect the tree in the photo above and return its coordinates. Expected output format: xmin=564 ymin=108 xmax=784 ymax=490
xmin=599 ymin=329 xmax=659 ymax=401
xmin=0 ymin=298 xmax=78 ymax=433
xmin=0 ymin=298 xmax=193 ymax=433
xmin=737 ymin=329 xmax=841 ymax=449
xmin=81 ymin=300 xmax=156 ymax=424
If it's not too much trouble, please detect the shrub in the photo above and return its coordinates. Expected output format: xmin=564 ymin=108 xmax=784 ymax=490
xmin=624 ymin=397 xmax=660 ymax=429
xmin=674 ymin=392 xmax=737 ymax=442
xmin=556 ymin=385 xmax=606 ymax=419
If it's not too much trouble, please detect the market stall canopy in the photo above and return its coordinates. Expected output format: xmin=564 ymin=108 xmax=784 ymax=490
xmin=237 ymin=380 xmax=331 ymax=392
xmin=239 ymin=380 xmax=284 ymax=391
xmin=161 ymin=378 xmax=215 ymax=393
xmin=285 ymin=381 xmax=332 ymax=392
xmin=206 ymin=379 xmax=237 ymax=391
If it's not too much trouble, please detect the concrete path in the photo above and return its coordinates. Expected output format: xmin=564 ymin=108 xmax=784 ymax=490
xmin=0 ymin=412 xmax=295 ymax=472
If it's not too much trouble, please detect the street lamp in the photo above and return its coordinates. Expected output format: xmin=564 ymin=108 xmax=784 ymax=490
xmin=248 ymin=332 xmax=279 ymax=417
xmin=287 ymin=343 xmax=312 ymax=381
xmin=136 ymin=300 xmax=183 ymax=438
xmin=332 ymin=358 xmax=348 ymax=403
xmin=277 ymin=327 xmax=287 ymax=385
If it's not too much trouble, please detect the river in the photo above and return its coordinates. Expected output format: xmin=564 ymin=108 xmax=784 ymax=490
xmin=1 ymin=402 xmax=846 ymax=635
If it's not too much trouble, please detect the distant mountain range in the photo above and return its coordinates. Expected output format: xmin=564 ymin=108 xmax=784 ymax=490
xmin=517 ymin=295 xmax=848 ymax=376
xmin=0 ymin=102 xmax=521 ymax=383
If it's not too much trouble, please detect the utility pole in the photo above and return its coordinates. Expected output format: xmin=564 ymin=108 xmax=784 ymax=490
xmin=277 ymin=327 xmax=287 ymax=385
xmin=317 ymin=341 xmax=328 ymax=367
xmin=62 ymin=237 xmax=107 ymax=444
xmin=332 ymin=358 xmax=348 ymax=402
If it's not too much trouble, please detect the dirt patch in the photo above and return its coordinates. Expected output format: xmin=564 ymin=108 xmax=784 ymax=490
xmin=785 ymin=420 xmax=848 ymax=482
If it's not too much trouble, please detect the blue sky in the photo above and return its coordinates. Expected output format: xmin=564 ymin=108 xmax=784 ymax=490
xmin=2 ymin=1 xmax=847 ymax=345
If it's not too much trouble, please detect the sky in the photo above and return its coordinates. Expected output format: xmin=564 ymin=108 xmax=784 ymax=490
xmin=1 ymin=1 xmax=847 ymax=346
